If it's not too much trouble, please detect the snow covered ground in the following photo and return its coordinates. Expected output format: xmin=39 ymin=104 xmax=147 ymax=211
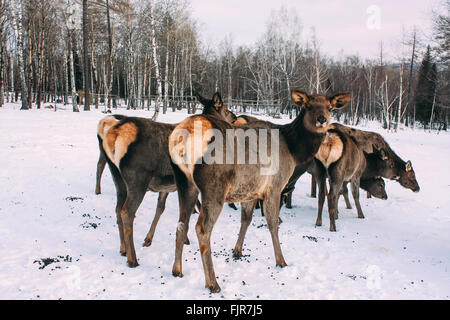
xmin=0 ymin=102 xmax=449 ymax=300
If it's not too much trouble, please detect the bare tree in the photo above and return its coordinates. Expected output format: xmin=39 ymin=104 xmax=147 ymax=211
xmin=82 ymin=0 xmax=90 ymax=110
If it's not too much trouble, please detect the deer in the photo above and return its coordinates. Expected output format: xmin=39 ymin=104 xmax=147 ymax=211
xmin=168 ymin=90 xmax=351 ymax=292
xmin=331 ymin=123 xmax=420 ymax=193
xmin=97 ymin=92 xmax=236 ymax=268
xmin=283 ymin=124 xmax=420 ymax=209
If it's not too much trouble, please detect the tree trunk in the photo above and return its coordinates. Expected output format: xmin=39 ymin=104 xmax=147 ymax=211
xmin=406 ymin=29 xmax=416 ymax=127
xmin=105 ymin=0 xmax=114 ymax=110
xmin=82 ymin=0 xmax=90 ymax=110
xmin=68 ymin=30 xmax=79 ymax=112
xmin=14 ymin=0 xmax=29 ymax=110
xmin=90 ymin=18 xmax=99 ymax=109
xmin=397 ymin=63 xmax=404 ymax=131
xmin=163 ymin=16 xmax=170 ymax=114
xmin=149 ymin=0 xmax=162 ymax=120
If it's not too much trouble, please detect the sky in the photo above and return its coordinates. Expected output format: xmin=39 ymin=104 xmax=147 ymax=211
xmin=189 ymin=0 xmax=440 ymax=60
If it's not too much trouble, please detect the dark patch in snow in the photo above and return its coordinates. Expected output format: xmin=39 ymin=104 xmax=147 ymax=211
xmin=347 ymin=274 xmax=357 ymax=280
xmin=65 ymin=196 xmax=84 ymax=202
xmin=33 ymin=255 xmax=72 ymax=269
xmin=303 ymin=235 xmax=319 ymax=242
xmin=81 ymin=222 xmax=99 ymax=229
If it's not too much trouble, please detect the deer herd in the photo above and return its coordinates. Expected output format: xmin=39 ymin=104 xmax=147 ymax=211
xmin=95 ymin=90 xmax=420 ymax=293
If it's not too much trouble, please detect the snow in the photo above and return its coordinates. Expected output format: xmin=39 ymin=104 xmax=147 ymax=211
xmin=0 ymin=102 xmax=449 ymax=300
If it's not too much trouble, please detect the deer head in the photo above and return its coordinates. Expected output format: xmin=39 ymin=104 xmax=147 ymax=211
xmin=374 ymin=149 xmax=420 ymax=193
xmin=291 ymin=90 xmax=352 ymax=133
xmin=197 ymin=92 xmax=237 ymax=125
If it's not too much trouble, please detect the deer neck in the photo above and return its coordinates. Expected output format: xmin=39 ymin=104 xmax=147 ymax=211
xmin=281 ymin=109 xmax=326 ymax=165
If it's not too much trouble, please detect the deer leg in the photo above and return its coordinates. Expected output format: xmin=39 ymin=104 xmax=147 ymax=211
xmin=196 ymin=198 xmax=224 ymax=293
xmin=193 ymin=199 xmax=202 ymax=214
xmin=264 ymin=194 xmax=287 ymax=267
xmin=172 ymin=183 xmax=198 ymax=278
xmin=327 ymin=181 xmax=341 ymax=232
xmin=342 ymin=182 xmax=352 ymax=210
xmin=109 ymin=163 xmax=127 ymax=256
xmin=367 ymin=192 xmax=372 ymax=199
xmin=228 ymin=203 xmax=238 ymax=210
xmin=285 ymin=192 xmax=293 ymax=209
xmin=120 ymin=182 xmax=148 ymax=268
xmin=143 ymin=192 xmax=169 ymax=247
xmin=259 ymin=200 xmax=265 ymax=217
xmin=310 ymin=175 xmax=317 ymax=198
xmin=316 ymin=174 xmax=326 ymax=227
xmin=233 ymin=200 xmax=257 ymax=258
xmin=351 ymin=180 xmax=365 ymax=219
xmin=95 ymin=144 xmax=108 ymax=195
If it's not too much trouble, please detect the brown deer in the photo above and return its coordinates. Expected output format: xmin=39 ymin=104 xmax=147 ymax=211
xmin=98 ymin=92 xmax=236 ymax=267
xmin=168 ymin=90 xmax=351 ymax=292
xmin=311 ymin=127 xmax=367 ymax=231
xmin=284 ymin=124 xmax=420 ymax=209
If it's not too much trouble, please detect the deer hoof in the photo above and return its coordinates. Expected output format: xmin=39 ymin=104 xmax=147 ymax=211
xmin=142 ymin=238 xmax=152 ymax=247
xmin=120 ymin=251 xmax=126 ymax=257
xmin=315 ymin=220 xmax=322 ymax=226
xmin=208 ymin=283 xmax=221 ymax=293
xmin=127 ymin=260 xmax=139 ymax=268
xmin=276 ymin=262 xmax=287 ymax=268
xmin=172 ymin=270 xmax=183 ymax=278
xmin=329 ymin=225 xmax=336 ymax=232
xmin=184 ymin=237 xmax=190 ymax=245
xmin=232 ymin=249 xmax=242 ymax=259
xmin=358 ymin=214 xmax=365 ymax=219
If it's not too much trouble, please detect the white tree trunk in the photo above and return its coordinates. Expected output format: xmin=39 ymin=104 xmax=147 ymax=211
xmin=163 ymin=17 xmax=170 ymax=114
xmin=150 ymin=0 xmax=162 ymax=120
xmin=68 ymin=31 xmax=79 ymax=112
xmin=13 ymin=0 xmax=29 ymax=109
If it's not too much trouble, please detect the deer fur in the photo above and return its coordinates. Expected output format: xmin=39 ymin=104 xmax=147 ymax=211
xmin=168 ymin=90 xmax=350 ymax=293
xmin=98 ymin=93 xmax=237 ymax=268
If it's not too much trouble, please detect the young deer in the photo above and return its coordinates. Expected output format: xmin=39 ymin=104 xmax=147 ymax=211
xmin=98 ymin=93 xmax=236 ymax=267
xmin=168 ymin=90 xmax=351 ymax=292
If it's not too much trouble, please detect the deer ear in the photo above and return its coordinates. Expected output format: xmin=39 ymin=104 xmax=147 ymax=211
xmin=405 ymin=160 xmax=412 ymax=172
xmin=213 ymin=92 xmax=223 ymax=109
xmin=329 ymin=93 xmax=352 ymax=109
xmin=375 ymin=148 xmax=388 ymax=160
xmin=196 ymin=93 xmax=207 ymax=106
xmin=291 ymin=89 xmax=309 ymax=107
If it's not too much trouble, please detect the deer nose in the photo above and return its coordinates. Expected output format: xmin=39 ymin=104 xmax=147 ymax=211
xmin=317 ymin=116 xmax=327 ymax=124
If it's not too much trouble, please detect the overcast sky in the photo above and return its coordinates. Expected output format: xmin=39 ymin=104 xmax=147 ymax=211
xmin=189 ymin=0 xmax=440 ymax=60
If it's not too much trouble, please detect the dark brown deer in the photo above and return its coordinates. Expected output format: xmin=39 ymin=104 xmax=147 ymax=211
xmin=284 ymin=124 xmax=420 ymax=209
xmin=168 ymin=90 xmax=351 ymax=292
xmin=311 ymin=127 xmax=367 ymax=231
xmin=329 ymin=123 xmax=420 ymax=192
xmin=98 ymin=93 xmax=236 ymax=267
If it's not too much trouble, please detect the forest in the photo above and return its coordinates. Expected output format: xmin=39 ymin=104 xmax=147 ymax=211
xmin=0 ymin=0 xmax=448 ymax=130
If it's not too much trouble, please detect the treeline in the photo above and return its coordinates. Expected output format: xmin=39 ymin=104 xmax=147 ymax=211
xmin=0 ymin=0 xmax=448 ymax=130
